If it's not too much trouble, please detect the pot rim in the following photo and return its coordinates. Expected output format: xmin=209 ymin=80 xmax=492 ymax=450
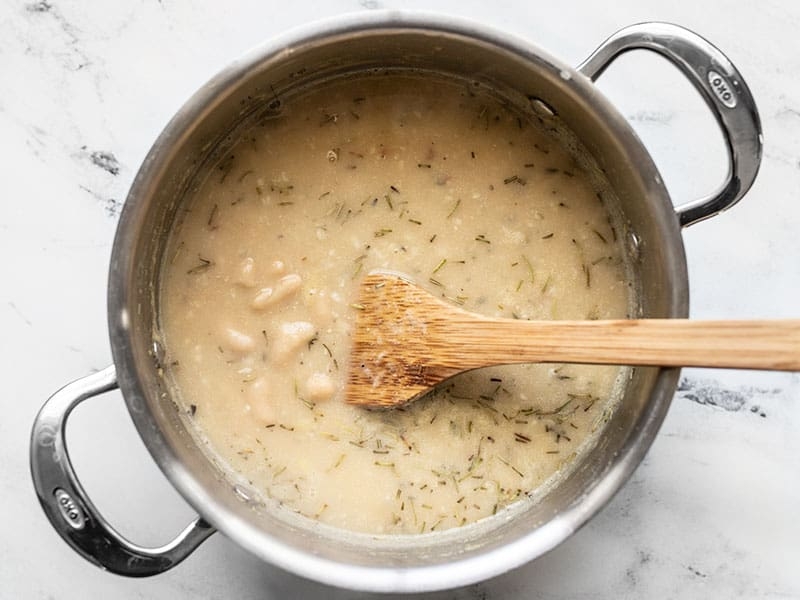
xmin=107 ymin=10 xmax=686 ymax=592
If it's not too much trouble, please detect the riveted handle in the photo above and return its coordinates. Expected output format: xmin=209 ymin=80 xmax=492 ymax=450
xmin=578 ymin=22 xmax=763 ymax=227
xmin=30 ymin=365 xmax=215 ymax=576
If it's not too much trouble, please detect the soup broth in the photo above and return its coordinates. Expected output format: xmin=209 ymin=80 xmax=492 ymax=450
xmin=159 ymin=74 xmax=633 ymax=534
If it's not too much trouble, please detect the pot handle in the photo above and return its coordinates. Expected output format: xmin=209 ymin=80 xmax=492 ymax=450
xmin=577 ymin=22 xmax=763 ymax=227
xmin=30 ymin=365 xmax=215 ymax=576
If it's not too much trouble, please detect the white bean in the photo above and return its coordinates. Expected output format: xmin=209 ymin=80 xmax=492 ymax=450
xmin=237 ymin=257 xmax=257 ymax=287
xmin=221 ymin=327 xmax=256 ymax=354
xmin=305 ymin=372 xmax=335 ymax=402
xmin=252 ymin=287 xmax=275 ymax=308
xmin=245 ymin=377 xmax=276 ymax=423
xmin=306 ymin=288 xmax=333 ymax=325
xmin=270 ymin=321 xmax=316 ymax=363
xmin=268 ymin=260 xmax=286 ymax=275
xmin=251 ymin=274 xmax=302 ymax=310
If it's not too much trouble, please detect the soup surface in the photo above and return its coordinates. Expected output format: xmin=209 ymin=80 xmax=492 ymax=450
xmin=159 ymin=74 xmax=632 ymax=534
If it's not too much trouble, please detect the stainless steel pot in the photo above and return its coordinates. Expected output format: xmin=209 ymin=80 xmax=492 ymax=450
xmin=30 ymin=13 xmax=761 ymax=593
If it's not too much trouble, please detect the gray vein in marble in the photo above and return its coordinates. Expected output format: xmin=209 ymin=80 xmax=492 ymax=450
xmin=775 ymin=106 xmax=800 ymax=121
xmin=762 ymin=149 xmax=800 ymax=170
xmin=687 ymin=565 xmax=708 ymax=578
xmin=25 ymin=1 xmax=52 ymax=13
xmin=73 ymin=147 xmax=125 ymax=217
xmin=86 ymin=149 xmax=121 ymax=176
xmin=763 ymin=106 xmax=800 ymax=168
xmin=626 ymin=109 xmax=675 ymax=124
xmin=79 ymin=184 xmax=122 ymax=217
xmin=22 ymin=123 xmax=49 ymax=160
xmin=676 ymin=377 xmax=778 ymax=416
xmin=7 ymin=301 xmax=33 ymax=327
xmin=22 ymin=0 xmax=91 ymax=71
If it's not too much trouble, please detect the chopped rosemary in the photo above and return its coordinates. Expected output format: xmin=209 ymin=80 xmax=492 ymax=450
xmin=187 ymin=255 xmax=213 ymax=275
xmin=218 ymin=154 xmax=235 ymax=183
xmin=522 ymin=255 xmax=535 ymax=283
xmin=207 ymin=204 xmax=219 ymax=229
xmin=547 ymin=399 xmax=574 ymax=415
xmin=592 ymin=228 xmax=608 ymax=244
xmin=269 ymin=182 xmax=294 ymax=195
xmin=592 ymin=255 xmax=611 ymax=266
xmin=497 ymin=456 xmax=524 ymax=478
xmin=607 ymin=215 xmax=618 ymax=241
xmin=445 ymin=295 xmax=467 ymax=305
xmin=320 ymin=112 xmax=338 ymax=126
xmin=447 ymin=198 xmax=461 ymax=218
xmin=503 ymin=174 xmax=526 ymax=185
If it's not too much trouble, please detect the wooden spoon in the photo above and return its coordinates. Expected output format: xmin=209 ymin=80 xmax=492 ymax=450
xmin=345 ymin=271 xmax=800 ymax=408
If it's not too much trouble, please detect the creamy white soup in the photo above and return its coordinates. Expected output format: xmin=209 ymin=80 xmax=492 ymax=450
xmin=159 ymin=74 xmax=633 ymax=534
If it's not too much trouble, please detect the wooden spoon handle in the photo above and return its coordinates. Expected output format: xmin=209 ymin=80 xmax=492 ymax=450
xmin=439 ymin=317 xmax=800 ymax=371
xmin=347 ymin=274 xmax=800 ymax=407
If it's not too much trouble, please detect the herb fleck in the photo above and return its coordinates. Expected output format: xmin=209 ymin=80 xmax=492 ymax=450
xmin=187 ymin=255 xmax=213 ymax=275
xmin=447 ymin=198 xmax=461 ymax=218
xmin=207 ymin=204 xmax=219 ymax=229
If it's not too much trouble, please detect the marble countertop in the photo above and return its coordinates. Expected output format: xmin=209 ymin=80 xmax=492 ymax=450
xmin=3 ymin=0 xmax=798 ymax=598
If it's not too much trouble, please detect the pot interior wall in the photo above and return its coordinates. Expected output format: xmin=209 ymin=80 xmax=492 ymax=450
xmin=111 ymin=22 xmax=687 ymax=573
